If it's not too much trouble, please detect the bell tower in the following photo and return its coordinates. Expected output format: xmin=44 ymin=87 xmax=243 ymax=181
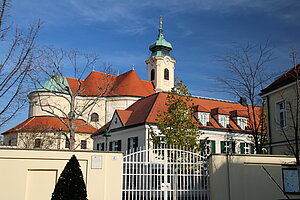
xmin=146 ymin=16 xmax=175 ymax=92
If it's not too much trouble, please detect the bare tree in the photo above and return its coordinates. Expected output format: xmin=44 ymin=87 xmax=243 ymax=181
xmin=216 ymin=41 xmax=275 ymax=154
xmin=30 ymin=47 xmax=115 ymax=150
xmin=0 ymin=0 xmax=41 ymax=129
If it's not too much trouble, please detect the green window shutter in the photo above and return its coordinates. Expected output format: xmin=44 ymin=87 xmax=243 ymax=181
xmin=127 ymin=138 xmax=131 ymax=152
xmin=221 ymin=141 xmax=225 ymax=153
xmin=117 ymin=140 xmax=122 ymax=151
xmin=134 ymin=137 xmax=138 ymax=149
xmin=109 ymin=142 xmax=113 ymax=151
xmin=251 ymin=144 xmax=255 ymax=154
xmin=231 ymin=141 xmax=236 ymax=153
xmin=211 ymin=140 xmax=216 ymax=154
xmin=240 ymin=143 xmax=245 ymax=154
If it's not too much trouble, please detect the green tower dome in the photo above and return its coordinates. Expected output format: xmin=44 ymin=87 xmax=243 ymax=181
xmin=149 ymin=16 xmax=173 ymax=58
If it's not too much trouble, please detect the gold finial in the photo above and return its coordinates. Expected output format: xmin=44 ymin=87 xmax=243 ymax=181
xmin=159 ymin=15 xmax=163 ymax=29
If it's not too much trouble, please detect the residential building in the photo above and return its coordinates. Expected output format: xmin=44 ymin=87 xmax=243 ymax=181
xmin=260 ymin=64 xmax=300 ymax=154
xmin=92 ymin=92 xmax=255 ymax=154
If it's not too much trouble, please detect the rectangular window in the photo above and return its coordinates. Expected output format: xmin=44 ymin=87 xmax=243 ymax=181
xmin=201 ymin=140 xmax=216 ymax=154
xmin=34 ymin=139 xmax=41 ymax=148
xmin=219 ymin=115 xmax=228 ymax=128
xmin=81 ymin=140 xmax=87 ymax=149
xmin=128 ymin=137 xmax=138 ymax=152
xmin=240 ymin=142 xmax=254 ymax=154
xmin=96 ymin=143 xmax=105 ymax=151
xmin=65 ymin=139 xmax=70 ymax=149
xmin=198 ymin=113 xmax=209 ymax=126
xmin=276 ymin=100 xmax=287 ymax=128
xmin=221 ymin=141 xmax=235 ymax=154
xmin=237 ymin=118 xmax=247 ymax=130
xmin=109 ymin=140 xmax=122 ymax=151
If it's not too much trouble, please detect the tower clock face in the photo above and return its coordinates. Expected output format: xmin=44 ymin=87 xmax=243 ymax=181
xmin=150 ymin=59 xmax=155 ymax=66
xmin=164 ymin=58 xmax=170 ymax=65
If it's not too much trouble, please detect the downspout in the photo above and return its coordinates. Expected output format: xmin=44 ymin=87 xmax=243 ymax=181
xmin=266 ymin=95 xmax=272 ymax=154
xmin=226 ymin=154 xmax=231 ymax=200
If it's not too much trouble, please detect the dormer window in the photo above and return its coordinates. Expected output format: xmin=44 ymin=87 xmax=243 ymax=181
xmin=211 ymin=108 xmax=230 ymax=128
xmin=219 ymin=115 xmax=229 ymax=127
xmin=195 ymin=112 xmax=210 ymax=126
xmin=229 ymin=110 xmax=248 ymax=130
xmin=237 ymin=117 xmax=247 ymax=130
xmin=91 ymin=113 xmax=99 ymax=122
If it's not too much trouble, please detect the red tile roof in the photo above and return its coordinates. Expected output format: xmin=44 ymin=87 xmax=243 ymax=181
xmin=193 ymin=105 xmax=209 ymax=112
xmin=260 ymin=64 xmax=300 ymax=95
xmin=230 ymin=110 xmax=248 ymax=117
xmin=2 ymin=116 xmax=97 ymax=134
xmin=96 ymin=92 xmax=261 ymax=134
xmin=211 ymin=108 xmax=230 ymax=115
xmin=66 ymin=70 xmax=155 ymax=97
xmin=116 ymin=110 xmax=133 ymax=125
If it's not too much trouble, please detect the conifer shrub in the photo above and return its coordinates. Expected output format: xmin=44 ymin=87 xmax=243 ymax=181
xmin=51 ymin=155 xmax=88 ymax=200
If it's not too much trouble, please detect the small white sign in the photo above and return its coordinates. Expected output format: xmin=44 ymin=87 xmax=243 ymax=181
xmin=91 ymin=155 xmax=102 ymax=169
xmin=283 ymin=168 xmax=299 ymax=193
xmin=112 ymin=156 xmax=117 ymax=160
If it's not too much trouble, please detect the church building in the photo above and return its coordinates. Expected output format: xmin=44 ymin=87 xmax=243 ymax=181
xmin=2 ymin=18 xmax=255 ymax=153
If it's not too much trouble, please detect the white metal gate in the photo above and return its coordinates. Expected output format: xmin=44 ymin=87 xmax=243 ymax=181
xmin=122 ymin=147 xmax=209 ymax=200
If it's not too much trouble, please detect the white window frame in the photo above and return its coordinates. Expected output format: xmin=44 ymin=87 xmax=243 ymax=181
xmin=276 ymin=100 xmax=287 ymax=129
xmin=219 ymin=115 xmax=229 ymax=128
xmin=244 ymin=143 xmax=251 ymax=154
xmin=224 ymin=141 xmax=231 ymax=153
xmin=237 ymin=117 xmax=247 ymax=130
xmin=197 ymin=112 xmax=210 ymax=126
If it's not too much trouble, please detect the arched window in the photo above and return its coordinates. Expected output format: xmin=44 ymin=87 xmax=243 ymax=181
xmin=91 ymin=113 xmax=99 ymax=122
xmin=151 ymin=69 xmax=155 ymax=81
xmin=164 ymin=68 xmax=169 ymax=80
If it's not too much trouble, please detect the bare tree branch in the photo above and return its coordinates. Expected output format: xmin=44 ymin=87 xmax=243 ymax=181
xmin=215 ymin=42 xmax=275 ymax=153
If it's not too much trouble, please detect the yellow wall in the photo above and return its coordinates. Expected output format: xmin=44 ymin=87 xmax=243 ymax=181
xmin=209 ymin=154 xmax=300 ymax=200
xmin=0 ymin=149 xmax=122 ymax=200
xmin=265 ymin=83 xmax=298 ymax=154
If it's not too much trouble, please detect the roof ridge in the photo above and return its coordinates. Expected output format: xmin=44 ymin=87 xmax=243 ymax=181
xmin=192 ymin=95 xmax=238 ymax=104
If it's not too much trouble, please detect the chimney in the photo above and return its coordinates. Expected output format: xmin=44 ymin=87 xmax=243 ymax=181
xmin=239 ymin=97 xmax=247 ymax=107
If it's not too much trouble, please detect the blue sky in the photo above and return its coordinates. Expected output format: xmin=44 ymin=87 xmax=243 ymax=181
xmin=2 ymin=0 xmax=300 ymax=130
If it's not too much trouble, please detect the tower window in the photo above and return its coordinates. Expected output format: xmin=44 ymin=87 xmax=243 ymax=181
xmin=164 ymin=68 xmax=169 ymax=80
xmin=91 ymin=113 xmax=99 ymax=122
xmin=151 ymin=69 xmax=155 ymax=81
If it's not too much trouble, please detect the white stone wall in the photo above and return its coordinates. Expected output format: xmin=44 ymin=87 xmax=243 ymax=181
xmin=28 ymin=92 xmax=140 ymax=128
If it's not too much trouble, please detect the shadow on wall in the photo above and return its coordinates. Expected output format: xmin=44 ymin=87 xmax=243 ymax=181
xmin=209 ymin=154 xmax=299 ymax=200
